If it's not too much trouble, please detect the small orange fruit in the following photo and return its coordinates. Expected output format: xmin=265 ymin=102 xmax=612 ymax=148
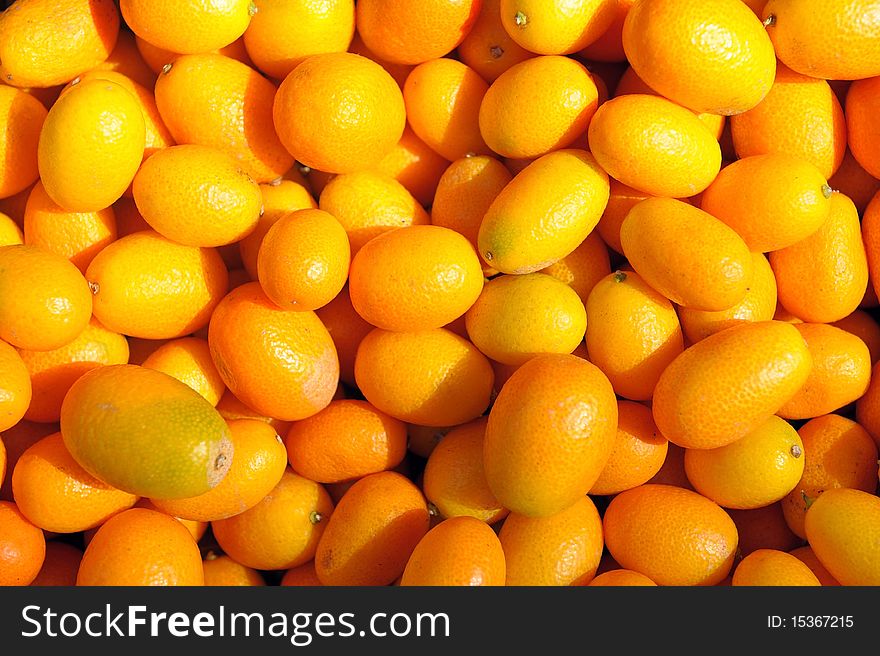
xmin=732 ymin=549 xmax=821 ymax=586
xmin=0 ymin=212 xmax=23 ymax=246
xmin=457 ymin=0 xmax=534 ymax=82
xmin=587 ymin=569 xmax=657 ymax=586
xmin=479 ymin=55 xmax=599 ymax=160
xmin=349 ymin=225 xmax=483 ymax=332
xmin=18 ymin=317 xmax=129 ymax=423
xmin=588 ymin=94 xmax=722 ymax=198
xmin=202 ymin=552 xmax=266 ymax=586
xmin=285 ymin=400 xmax=407 ymax=484
xmin=0 ymin=0 xmax=119 ymax=89
xmin=478 ymin=149 xmax=610 ymax=274
xmin=318 ymin=170 xmax=430 ymax=255
xmin=91 ymin=29 xmax=157 ymax=90
xmin=60 ymin=364 xmax=234 ymax=499
xmin=727 ymin=503 xmax=801 ymax=557
xmin=30 ymin=541 xmax=84 ymax=587
xmin=280 ymin=561 xmax=323 ymax=586
xmin=781 ymin=414 xmax=878 ymax=539
xmin=38 ymin=78 xmax=145 ymax=212
xmin=314 ymin=285 xmax=373 ymax=387
xmin=730 ymin=63 xmax=846 ymax=180
xmin=372 ymin=126 xmax=449 ymax=209
xmin=499 ymin=495 xmax=604 ymax=586
xmin=594 ymin=180 xmax=652 ymax=254
xmin=585 ymin=269 xmax=684 ymax=400
xmin=211 ymin=468 xmax=333 ymax=571
xmin=804 ymin=488 xmax=880 ymax=586
xmin=465 ymin=273 xmax=587 ymax=366
xmin=699 ymin=154 xmax=833 ymax=253
xmin=0 ymin=500 xmax=45 ymax=586
xmin=0 ymin=244 xmax=92 ymax=352
xmin=355 ymin=0 xmax=482 ymax=66
xmin=257 ymin=208 xmax=350 ymax=312
xmin=400 ymin=516 xmax=505 ymax=586
xmin=354 ymin=328 xmax=494 ymax=427
xmin=120 ymin=0 xmax=253 ymax=55
xmin=0 ymin=86 xmax=46 ymax=199
xmin=590 ymin=400 xmax=669 ymax=496
xmin=483 ymin=353 xmax=617 ymax=517
xmin=152 ymin=419 xmax=288 ymax=522
xmin=499 ymin=0 xmax=617 ymax=55
xmin=77 ymin=507 xmax=204 ymax=586
xmin=243 ymin=0 xmax=355 ymax=79
xmin=789 ymin=546 xmax=841 ymax=586
xmin=604 ymin=483 xmax=738 ymax=586
xmin=622 ymin=0 xmax=775 ymax=115
xmin=621 ymin=198 xmax=753 ymax=311
xmin=830 ymin=149 xmax=880 ymax=216
xmin=684 ymin=415 xmax=805 ymax=509
xmin=0 ymin=421 xmax=58 ymax=502
xmin=579 ymin=0 xmax=635 ymax=62
xmin=832 ymin=310 xmax=880 ymax=365
xmin=315 ymin=471 xmax=430 ymax=586
xmin=0 ymin=340 xmax=31 ymax=433
xmin=652 ymin=321 xmax=812 ymax=450
xmin=678 ymin=252 xmax=778 ymax=344
xmin=422 ymin=417 xmax=508 ymax=524
xmin=538 ymin=231 xmax=611 ymax=304
xmin=273 ymin=52 xmax=405 ymax=174
xmin=208 ymin=282 xmax=339 ymax=422
xmin=132 ymin=144 xmax=262 ymax=247
xmin=141 ymin=337 xmax=226 ymax=407
xmin=763 ymin=0 xmax=880 ymax=81
xmin=11 ymin=432 xmax=138 ymax=533
xmin=776 ymin=324 xmax=871 ymax=420
xmin=86 ymin=230 xmax=229 ymax=340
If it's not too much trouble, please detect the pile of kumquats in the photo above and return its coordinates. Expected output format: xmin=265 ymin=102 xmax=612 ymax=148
xmin=2 ymin=0 xmax=880 ymax=587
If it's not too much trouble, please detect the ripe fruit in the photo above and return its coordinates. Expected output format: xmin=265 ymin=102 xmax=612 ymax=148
xmin=457 ymin=0 xmax=534 ymax=82
xmin=477 ymin=149 xmax=610 ymax=274
xmin=622 ymin=0 xmax=775 ymax=115
xmin=0 ymin=340 xmax=31 ymax=433
xmin=0 ymin=86 xmax=46 ymax=198
xmin=38 ymin=78 xmax=145 ymax=212
xmin=151 ymin=418 xmax=288 ymax=522
xmin=208 ymin=282 xmax=339 ymax=422
xmin=588 ymin=570 xmax=657 ymax=586
xmin=727 ymin=503 xmax=801 ymax=557
xmin=315 ymin=471 xmax=430 ymax=586
xmin=478 ymin=55 xmax=599 ymax=160
xmin=211 ymin=469 xmax=334 ymax=570
xmin=314 ymin=285 xmax=373 ymax=387
xmin=285 ymin=400 xmax=407 ymax=484
xmin=499 ymin=0 xmax=617 ymax=55
xmin=273 ymin=52 xmax=405 ymax=174
xmin=781 ymin=414 xmax=878 ymax=539
xmin=30 ymin=542 xmax=84 ymax=587
xmin=372 ymin=125 xmax=450 ymax=206
xmin=776 ymin=323 xmax=871 ymax=420
xmin=539 ymin=231 xmax=611 ymax=304
xmin=120 ymin=0 xmax=253 ymax=55
xmin=60 ymin=364 xmax=234 ymax=499
xmin=0 ymin=0 xmax=120 ymax=88
xmin=86 ymin=230 xmax=229 ymax=339
xmin=355 ymin=328 xmax=494 ymax=427
xmin=243 ymin=0 xmax=356 ymax=79
xmin=700 ymin=154 xmax=833 ymax=253
xmin=846 ymin=76 xmax=880 ymax=180
xmin=355 ymin=0 xmax=482 ymax=65
xmin=587 ymin=94 xmax=722 ymax=198
xmin=585 ymin=269 xmax=684 ymax=399
xmin=349 ymin=225 xmax=483 ymax=332
xmin=12 ymin=432 xmax=138 ymax=533
xmin=318 ymin=171 xmax=430 ymax=255
xmin=400 ymin=516 xmax=505 ymax=586
xmin=141 ymin=337 xmax=225 ymax=407
xmin=422 ymin=417 xmax=508 ymax=524
xmin=404 ymin=58 xmax=490 ymax=161
xmin=590 ymin=400 xmax=669 ymax=496
xmin=257 ymin=208 xmax=351 ymax=311
xmin=652 ymin=321 xmax=812 ymax=450
xmin=621 ymin=198 xmax=753 ymax=311
xmin=804 ymin=488 xmax=880 ymax=586
xmin=603 ymin=484 xmax=738 ymax=586
xmin=465 ymin=273 xmax=587 ymax=366
xmin=202 ymin=552 xmax=266 ymax=586
xmin=499 ymin=496 xmax=604 ymax=586
xmin=684 ymin=415 xmax=805 ymax=510
xmin=0 ymin=500 xmax=45 ymax=586
xmin=731 ymin=549 xmax=821 ymax=586
xmin=483 ymin=354 xmax=617 ymax=517
xmin=0 ymin=244 xmax=92 ymax=351
xmin=763 ymin=0 xmax=880 ymax=81
xmin=76 ymin=507 xmax=204 ymax=586
xmin=789 ymin=546 xmax=841 ymax=586
xmin=0 ymin=213 xmax=23 ymax=246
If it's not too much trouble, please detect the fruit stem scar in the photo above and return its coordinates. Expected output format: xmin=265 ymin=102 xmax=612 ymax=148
xmin=490 ymin=45 xmax=504 ymax=59
xmin=802 ymin=490 xmax=815 ymax=509
xmin=248 ymin=1 xmax=258 ymax=16
xmin=161 ymin=63 xmax=173 ymax=75
xmin=514 ymin=11 xmax=528 ymax=27
xmin=613 ymin=271 xmax=627 ymax=283
xmin=309 ymin=511 xmax=324 ymax=525
xmin=484 ymin=251 xmax=494 ymax=261
xmin=88 ymin=280 xmax=100 ymax=295
xmin=762 ymin=14 xmax=776 ymax=27
xmin=427 ymin=502 xmax=439 ymax=517
xmin=821 ymin=183 xmax=833 ymax=199
xmin=214 ymin=453 xmax=227 ymax=470
xmin=790 ymin=444 xmax=802 ymax=458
